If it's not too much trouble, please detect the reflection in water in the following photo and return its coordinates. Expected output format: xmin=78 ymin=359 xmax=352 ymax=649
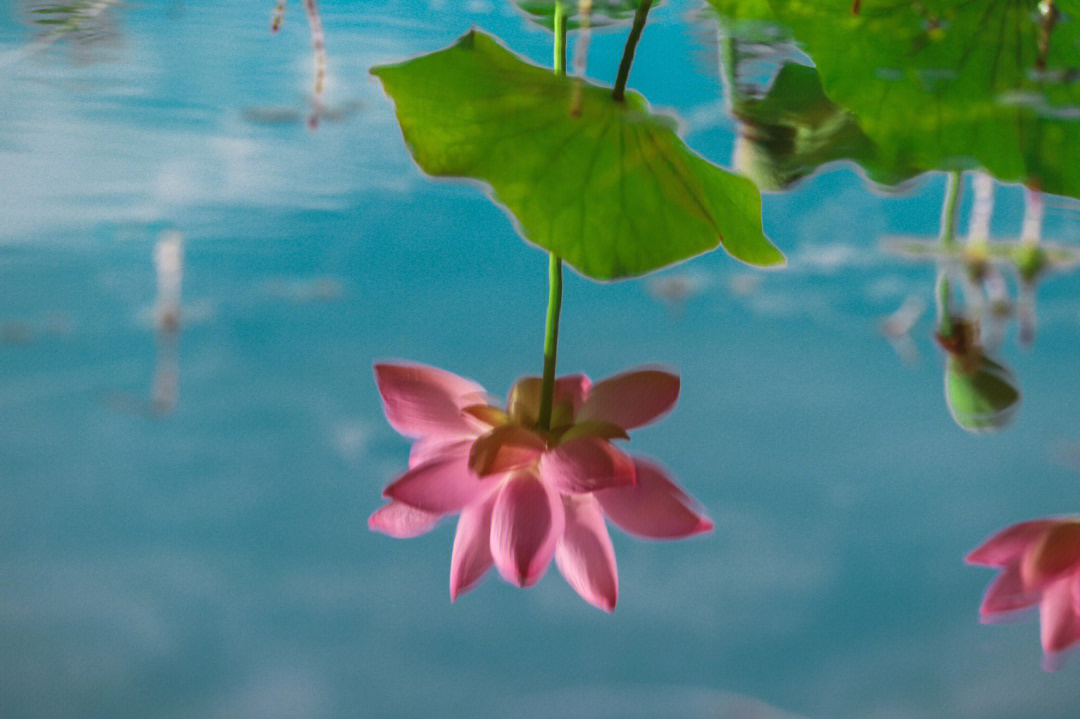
xmin=149 ymin=325 xmax=180 ymax=414
xmin=23 ymin=0 xmax=117 ymax=38
xmin=1 ymin=0 xmax=120 ymax=68
xmin=1017 ymin=188 xmax=1046 ymax=347
xmin=645 ymin=270 xmax=709 ymax=316
xmin=270 ymin=0 xmax=286 ymax=33
xmin=0 ymin=312 xmax=73 ymax=345
xmin=154 ymin=230 xmax=183 ymax=333
xmin=726 ymin=272 xmax=761 ymax=298
xmin=261 ymin=276 xmax=344 ymax=303
xmin=933 ymin=174 xmax=1022 ymax=433
xmin=1052 ymin=439 xmax=1080 ymax=473
xmin=967 ymin=173 xmax=994 ymax=244
xmin=268 ymin=0 xmax=328 ymax=129
xmin=240 ymin=100 xmax=361 ymax=127
xmin=941 ymin=344 xmax=1022 ymax=434
xmin=711 ymin=0 xmax=1080 ymax=198
xmin=510 ymin=685 xmax=811 ymax=719
xmin=104 ymin=231 xmax=182 ymax=417
xmin=715 ymin=20 xmax=922 ymax=192
xmin=302 ymin=0 xmax=326 ymax=128
xmin=150 ymin=231 xmax=182 ymax=413
xmin=871 ymin=176 xmax=1037 ymax=431
xmin=934 ymin=281 xmax=1022 ymax=434
xmin=512 ymin=0 xmax=655 ymax=31
xmin=883 ymin=173 xmax=1080 ymax=375
xmin=0 ymin=319 xmax=35 ymax=344
xmin=878 ymin=294 xmax=925 ymax=366
xmin=703 ymin=0 xmax=1080 ymax=666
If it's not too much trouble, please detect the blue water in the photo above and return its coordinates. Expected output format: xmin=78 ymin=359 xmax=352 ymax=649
xmin=3 ymin=1 xmax=1080 ymax=718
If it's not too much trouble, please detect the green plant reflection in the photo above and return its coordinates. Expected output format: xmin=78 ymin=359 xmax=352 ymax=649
xmin=710 ymin=0 xmax=1080 ymax=200
xmin=717 ymin=30 xmax=922 ymax=191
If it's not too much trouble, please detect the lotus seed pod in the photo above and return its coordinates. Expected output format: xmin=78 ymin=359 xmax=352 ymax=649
xmin=945 ymin=355 xmax=1021 ymax=433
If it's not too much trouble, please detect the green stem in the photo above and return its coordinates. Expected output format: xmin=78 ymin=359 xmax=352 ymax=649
xmin=612 ymin=0 xmax=654 ymax=102
xmin=940 ymin=170 xmax=963 ymax=249
xmin=935 ymin=172 xmax=963 ymax=336
xmin=538 ymin=3 xmax=569 ymax=433
xmin=935 ymin=269 xmax=953 ymax=338
xmin=538 ymin=253 xmax=563 ymax=431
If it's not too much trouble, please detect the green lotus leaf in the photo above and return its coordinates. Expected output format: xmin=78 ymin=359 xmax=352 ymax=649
xmin=709 ymin=0 xmax=775 ymax=23
xmin=371 ymin=30 xmax=783 ymax=280
xmin=945 ymin=355 xmax=1021 ymax=433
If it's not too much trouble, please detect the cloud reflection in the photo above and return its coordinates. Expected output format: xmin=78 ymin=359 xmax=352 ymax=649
xmin=0 ymin=6 xmax=431 ymax=241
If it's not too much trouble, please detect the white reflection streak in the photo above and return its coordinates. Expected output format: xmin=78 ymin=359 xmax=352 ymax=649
xmin=958 ymin=174 xmax=1012 ymax=340
xmin=151 ymin=232 xmax=182 ymax=413
xmin=967 ymin=172 xmax=994 ymax=242
xmin=154 ymin=231 xmax=183 ymax=333
xmin=105 ymin=232 xmax=182 ymax=415
xmin=1022 ymin=185 xmax=1044 ymax=246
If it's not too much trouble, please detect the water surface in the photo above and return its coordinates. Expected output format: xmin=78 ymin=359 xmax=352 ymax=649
xmin=3 ymin=2 xmax=1080 ymax=718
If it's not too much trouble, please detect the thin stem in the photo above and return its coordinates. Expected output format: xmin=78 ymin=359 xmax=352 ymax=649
xmin=538 ymin=3 xmax=569 ymax=432
xmin=304 ymin=0 xmax=327 ymax=129
xmin=538 ymin=254 xmax=564 ymax=431
xmin=271 ymin=0 xmax=286 ymax=32
xmin=554 ymin=0 xmax=567 ymax=76
xmin=936 ymin=172 xmax=963 ymax=337
xmin=940 ymin=171 xmax=963 ymax=249
xmin=935 ymin=269 xmax=953 ymax=338
xmin=612 ymin=0 xmax=654 ymax=102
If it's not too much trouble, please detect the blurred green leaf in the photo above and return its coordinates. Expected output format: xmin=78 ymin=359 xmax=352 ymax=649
xmin=372 ymin=30 xmax=783 ymax=280
xmin=24 ymin=1 xmax=117 ymax=41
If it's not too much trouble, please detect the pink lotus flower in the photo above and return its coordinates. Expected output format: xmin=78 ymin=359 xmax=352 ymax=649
xmin=967 ymin=517 xmax=1080 ymax=670
xmin=368 ymin=362 xmax=712 ymax=611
